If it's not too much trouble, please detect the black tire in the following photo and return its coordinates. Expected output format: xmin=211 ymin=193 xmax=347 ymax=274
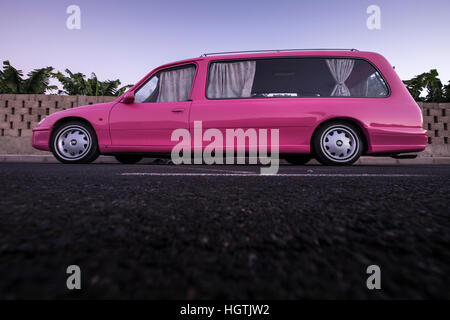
xmin=50 ymin=121 xmax=99 ymax=164
xmin=284 ymin=154 xmax=312 ymax=165
xmin=114 ymin=155 xmax=143 ymax=164
xmin=313 ymin=121 xmax=363 ymax=166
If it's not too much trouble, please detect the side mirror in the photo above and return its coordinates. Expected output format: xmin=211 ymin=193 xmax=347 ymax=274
xmin=120 ymin=92 xmax=135 ymax=104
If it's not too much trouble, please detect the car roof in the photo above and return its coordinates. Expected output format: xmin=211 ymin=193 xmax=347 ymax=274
xmin=202 ymin=50 xmax=380 ymax=61
xmin=158 ymin=50 xmax=381 ymax=68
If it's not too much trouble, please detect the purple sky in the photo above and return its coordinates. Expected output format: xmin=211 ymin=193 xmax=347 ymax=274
xmin=1 ymin=0 xmax=450 ymax=88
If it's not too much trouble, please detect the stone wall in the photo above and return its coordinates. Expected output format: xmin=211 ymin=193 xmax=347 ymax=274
xmin=0 ymin=94 xmax=116 ymax=154
xmin=418 ymin=102 xmax=450 ymax=156
xmin=0 ymin=94 xmax=449 ymax=156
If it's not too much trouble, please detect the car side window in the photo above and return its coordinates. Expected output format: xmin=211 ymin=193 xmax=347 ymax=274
xmin=206 ymin=58 xmax=388 ymax=99
xmin=134 ymin=65 xmax=196 ymax=103
xmin=135 ymin=75 xmax=159 ymax=103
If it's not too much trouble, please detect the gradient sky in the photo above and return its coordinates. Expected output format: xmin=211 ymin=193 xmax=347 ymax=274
xmin=1 ymin=0 xmax=450 ymax=88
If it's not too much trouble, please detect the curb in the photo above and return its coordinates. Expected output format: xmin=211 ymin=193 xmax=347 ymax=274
xmin=356 ymin=157 xmax=450 ymax=165
xmin=0 ymin=155 xmax=118 ymax=164
xmin=0 ymin=155 xmax=450 ymax=165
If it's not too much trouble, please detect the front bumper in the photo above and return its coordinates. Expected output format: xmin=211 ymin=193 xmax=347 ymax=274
xmin=32 ymin=129 xmax=51 ymax=151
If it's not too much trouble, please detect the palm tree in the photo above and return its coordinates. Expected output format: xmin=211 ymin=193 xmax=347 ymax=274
xmin=403 ymin=74 xmax=425 ymax=101
xmin=115 ymin=84 xmax=132 ymax=96
xmin=52 ymin=69 xmax=88 ymax=95
xmin=0 ymin=60 xmax=24 ymax=93
xmin=403 ymin=69 xmax=444 ymax=102
xmin=422 ymin=69 xmax=443 ymax=102
xmin=23 ymin=66 xmax=57 ymax=94
xmin=0 ymin=60 xmax=56 ymax=94
xmin=53 ymin=69 xmax=132 ymax=96
xmin=443 ymin=81 xmax=450 ymax=102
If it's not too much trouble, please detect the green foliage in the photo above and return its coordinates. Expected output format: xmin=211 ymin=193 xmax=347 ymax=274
xmin=403 ymin=69 xmax=445 ymax=102
xmin=53 ymin=69 xmax=132 ymax=96
xmin=0 ymin=60 xmax=56 ymax=94
xmin=52 ymin=69 xmax=87 ymax=95
xmin=0 ymin=61 xmax=131 ymax=96
xmin=404 ymin=76 xmax=425 ymax=101
xmin=24 ymin=67 xmax=58 ymax=94
xmin=423 ymin=69 xmax=443 ymax=102
xmin=443 ymin=81 xmax=450 ymax=102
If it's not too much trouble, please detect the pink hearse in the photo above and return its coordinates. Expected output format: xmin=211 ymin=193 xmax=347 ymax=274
xmin=32 ymin=49 xmax=427 ymax=165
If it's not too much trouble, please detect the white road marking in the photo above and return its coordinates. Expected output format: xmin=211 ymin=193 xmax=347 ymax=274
xmin=121 ymin=172 xmax=428 ymax=177
xmin=178 ymin=166 xmax=255 ymax=174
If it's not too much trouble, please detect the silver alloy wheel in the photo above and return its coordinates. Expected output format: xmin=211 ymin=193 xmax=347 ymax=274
xmin=320 ymin=125 xmax=359 ymax=162
xmin=54 ymin=125 xmax=92 ymax=161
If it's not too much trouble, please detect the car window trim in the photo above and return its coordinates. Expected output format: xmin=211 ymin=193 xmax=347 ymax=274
xmin=204 ymin=56 xmax=391 ymax=100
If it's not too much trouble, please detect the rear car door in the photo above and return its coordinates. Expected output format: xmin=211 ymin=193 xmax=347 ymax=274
xmin=189 ymin=58 xmax=319 ymax=154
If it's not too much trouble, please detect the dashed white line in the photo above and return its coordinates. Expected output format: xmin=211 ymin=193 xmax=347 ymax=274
xmin=178 ymin=166 xmax=255 ymax=174
xmin=120 ymin=172 xmax=428 ymax=177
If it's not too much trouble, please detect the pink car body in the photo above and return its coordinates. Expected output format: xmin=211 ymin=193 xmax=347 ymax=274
xmin=32 ymin=50 xmax=427 ymax=158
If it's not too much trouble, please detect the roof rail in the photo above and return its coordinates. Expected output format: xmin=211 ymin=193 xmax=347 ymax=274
xmin=201 ymin=48 xmax=359 ymax=57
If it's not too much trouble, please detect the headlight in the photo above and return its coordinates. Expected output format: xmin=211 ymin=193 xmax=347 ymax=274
xmin=37 ymin=117 xmax=46 ymax=126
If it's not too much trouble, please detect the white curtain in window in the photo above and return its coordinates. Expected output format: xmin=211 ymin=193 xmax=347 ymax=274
xmin=157 ymin=67 xmax=195 ymax=102
xmin=207 ymin=61 xmax=256 ymax=98
xmin=326 ymin=59 xmax=355 ymax=97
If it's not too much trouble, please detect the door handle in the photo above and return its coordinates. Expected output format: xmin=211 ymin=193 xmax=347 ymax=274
xmin=171 ymin=108 xmax=185 ymax=113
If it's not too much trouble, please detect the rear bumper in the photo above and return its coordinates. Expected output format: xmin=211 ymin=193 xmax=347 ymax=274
xmin=367 ymin=127 xmax=427 ymax=154
xmin=32 ymin=129 xmax=51 ymax=151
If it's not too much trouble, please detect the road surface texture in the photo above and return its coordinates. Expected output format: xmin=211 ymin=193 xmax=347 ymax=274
xmin=0 ymin=162 xmax=449 ymax=299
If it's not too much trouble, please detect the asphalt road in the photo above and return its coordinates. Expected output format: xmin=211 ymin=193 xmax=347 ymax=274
xmin=0 ymin=162 xmax=449 ymax=299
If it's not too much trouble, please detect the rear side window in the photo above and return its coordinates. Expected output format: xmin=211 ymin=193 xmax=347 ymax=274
xmin=135 ymin=65 xmax=196 ymax=103
xmin=206 ymin=58 xmax=388 ymax=99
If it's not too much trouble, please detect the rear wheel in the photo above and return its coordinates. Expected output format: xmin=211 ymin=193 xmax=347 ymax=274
xmin=50 ymin=121 xmax=99 ymax=164
xmin=114 ymin=155 xmax=143 ymax=164
xmin=284 ymin=154 xmax=312 ymax=165
xmin=313 ymin=121 xmax=362 ymax=166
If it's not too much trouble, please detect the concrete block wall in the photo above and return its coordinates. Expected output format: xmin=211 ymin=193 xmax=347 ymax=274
xmin=0 ymin=94 xmax=116 ymax=154
xmin=418 ymin=102 xmax=450 ymax=156
xmin=0 ymin=94 xmax=449 ymax=156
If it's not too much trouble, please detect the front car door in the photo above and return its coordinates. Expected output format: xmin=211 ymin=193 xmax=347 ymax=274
xmin=109 ymin=64 xmax=197 ymax=152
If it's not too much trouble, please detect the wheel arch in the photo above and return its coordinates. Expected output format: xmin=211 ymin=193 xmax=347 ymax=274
xmin=49 ymin=117 xmax=100 ymax=163
xmin=52 ymin=117 xmax=97 ymax=139
xmin=50 ymin=116 xmax=100 ymax=153
xmin=311 ymin=117 xmax=370 ymax=155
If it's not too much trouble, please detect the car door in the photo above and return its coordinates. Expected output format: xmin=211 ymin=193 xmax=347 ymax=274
xmin=189 ymin=58 xmax=317 ymax=154
xmin=109 ymin=64 xmax=196 ymax=151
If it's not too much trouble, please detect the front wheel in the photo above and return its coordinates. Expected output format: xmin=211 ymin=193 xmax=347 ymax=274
xmin=50 ymin=121 xmax=99 ymax=164
xmin=114 ymin=155 xmax=143 ymax=164
xmin=313 ymin=121 xmax=363 ymax=166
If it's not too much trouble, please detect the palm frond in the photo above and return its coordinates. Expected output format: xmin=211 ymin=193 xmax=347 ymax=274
xmin=23 ymin=66 xmax=54 ymax=94
xmin=115 ymin=84 xmax=133 ymax=96
xmin=2 ymin=60 xmax=24 ymax=93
